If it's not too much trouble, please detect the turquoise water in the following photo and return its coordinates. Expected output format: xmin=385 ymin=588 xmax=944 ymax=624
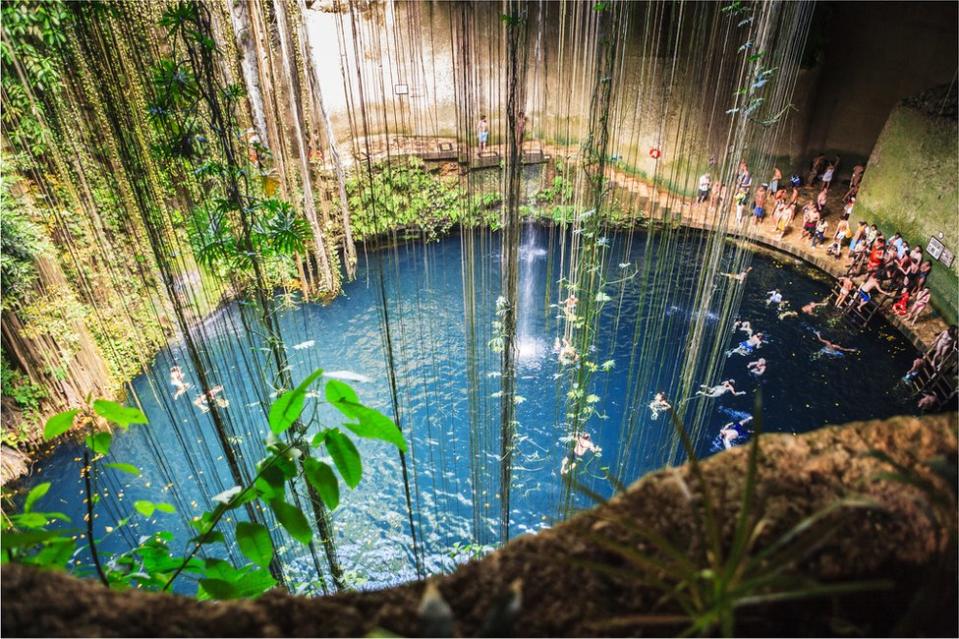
xmin=18 ymin=226 xmax=918 ymax=591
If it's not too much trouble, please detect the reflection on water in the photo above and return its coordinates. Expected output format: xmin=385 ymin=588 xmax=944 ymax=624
xmin=19 ymin=227 xmax=918 ymax=591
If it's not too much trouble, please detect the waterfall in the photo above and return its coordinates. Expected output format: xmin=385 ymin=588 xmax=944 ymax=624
xmin=516 ymin=221 xmax=546 ymax=365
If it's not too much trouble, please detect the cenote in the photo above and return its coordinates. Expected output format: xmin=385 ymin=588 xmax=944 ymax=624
xmin=19 ymin=225 xmax=918 ymax=591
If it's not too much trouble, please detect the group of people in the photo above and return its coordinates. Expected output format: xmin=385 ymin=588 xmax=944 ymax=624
xmin=699 ymin=155 xmax=939 ymax=328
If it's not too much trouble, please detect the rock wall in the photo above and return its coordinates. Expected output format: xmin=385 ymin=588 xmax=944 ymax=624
xmin=855 ymin=89 xmax=959 ymax=323
xmin=3 ymin=412 xmax=956 ymax=637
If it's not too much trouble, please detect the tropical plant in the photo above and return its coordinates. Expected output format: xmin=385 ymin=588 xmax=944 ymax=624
xmin=576 ymin=394 xmax=890 ymax=637
xmin=0 ymin=175 xmax=45 ymax=309
xmin=2 ymin=368 xmax=406 ymax=599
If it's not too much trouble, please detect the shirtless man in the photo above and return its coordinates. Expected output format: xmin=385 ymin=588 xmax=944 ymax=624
xmin=720 ymin=415 xmax=753 ymax=450
xmin=855 ymin=273 xmax=893 ymax=311
xmin=814 ymin=330 xmax=858 ymax=354
xmin=721 ymin=267 xmax=752 ymax=283
xmin=696 ymin=379 xmax=746 ymax=398
xmin=648 ymin=392 xmax=672 ymax=420
xmin=801 ymin=297 xmax=830 ymax=315
xmin=561 ymin=432 xmax=602 ymax=475
xmin=726 ymin=332 xmax=764 ymax=357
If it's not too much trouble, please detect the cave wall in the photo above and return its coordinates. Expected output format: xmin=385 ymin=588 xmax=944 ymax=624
xmin=799 ymin=1 xmax=959 ymax=165
xmin=855 ymin=101 xmax=959 ymax=323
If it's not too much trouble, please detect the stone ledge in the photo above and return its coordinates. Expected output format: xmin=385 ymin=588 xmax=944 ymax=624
xmin=2 ymin=413 xmax=956 ymax=637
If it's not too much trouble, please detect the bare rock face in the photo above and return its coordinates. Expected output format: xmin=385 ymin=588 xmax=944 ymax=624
xmin=3 ymin=413 xmax=956 ymax=637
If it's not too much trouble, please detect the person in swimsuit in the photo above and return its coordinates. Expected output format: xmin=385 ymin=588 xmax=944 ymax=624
xmin=855 ymin=274 xmax=892 ymax=311
xmin=720 ymin=415 xmax=753 ymax=450
xmin=477 ymin=115 xmax=489 ymax=152
xmin=733 ymin=320 xmax=754 ymax=338
xmin=905 ymin=287 xmax=931 ymax=325
xmin=747 ymin=358 xmax=766 ymax=376
xmin=170 ymin=366 xmax=191 ymax=400
xmin=696 ymin=379 xmax=746 ymax=398
xmin=813 ymin=330 xmax=858 ymax=355
xmin=802 ymin=297 xmax=830 ymax=315
xmin=561 ymin=432 xmax=602 ymax=475
xmin=721 ymin=267 xmax=752 ymax=283
xmin=193 ymin=385 xmax=228 ymax=413
xmin=726 ymin=332 xmax=764 ymax=357
xmin=558 ymin=338 xmax=579 ymax=366
xmin=766 ymin=290 xmax=784 ymax=307
xmin=648 ymin=392 xmax=672 ymax=420
xmin=834 ymin=276 xmax=855 ymax=308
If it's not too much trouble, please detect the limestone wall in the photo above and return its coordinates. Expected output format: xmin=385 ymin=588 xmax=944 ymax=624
xmin=855 ymin=98 xmax=959 ymax=323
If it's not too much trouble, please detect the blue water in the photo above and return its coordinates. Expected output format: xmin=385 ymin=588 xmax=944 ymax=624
xmin=17 ymin=226 xmax=919 ymax=591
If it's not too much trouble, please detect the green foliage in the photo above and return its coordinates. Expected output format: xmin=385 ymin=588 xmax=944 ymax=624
xmin=345 ymin=157 xmax=497 ymax=240
xmin=0 ymin=176 xmax=45 ymax=309
xmin=8 ymin=368 xmax=406 ymax=601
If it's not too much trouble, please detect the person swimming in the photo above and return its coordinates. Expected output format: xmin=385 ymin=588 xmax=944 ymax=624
xmin=726 ymin=332 xmax=764 ymax=357
xmin=720 ymin=267 xmax=752 ymax=283
xmin=170 ymin=366 xmax=191 ymax=400
xmin=648 ymin=392 xmax=672 ymax=420
xmin=766 ymin=289 xmax=784 ymax=307
xmin=193 ymin=385 xmax=228 ymax=413
xmin=801 ymin=297 xmax=830 ymax=315
xmin=812 ymin=330 xmax=858 ymax=359
xmin=733 ymin=320 xmax=753 ymax=338
xmin=695 ymin=379 xmax=746 ymax=399
xmin=560 ymin=432 xmax=602 ymax=475
xmin=719 ymin=415 xmax=753 ymax=450
xmin=557 ymin=337 xmax=579 ymax=366
xmin=747 ymin=358 xmax=766 ymax=376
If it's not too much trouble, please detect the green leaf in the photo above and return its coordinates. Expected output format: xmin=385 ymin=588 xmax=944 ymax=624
xmin=235 ymin=521 xmax=273 ymax=569
xmin=85 ymin=432 xmax=112 ymax=456
xmin=134 ymin=500 xmax=156 ymax=518
xmin=198 ymin=578 xmax=238 ymax=600
xmin=325 ymin=379 xmax=359 ymax=418
xmin=92 ymin=400 xmax=147 ymax=429
xmin=269 ymin=499 xmax=312 ymax=545
xmin=254 ymin=464 xmax=285 ymax=500
xmin=23 ymin=482 xmax=50 ymax=512
xmin=12 ymin=513 xmax=49 ymax=528
xmin=303 ymin=458 xmax=339 ymax=509
xmin=155 ymin=502 xmax=176 ymax=514
xmin=324 ymin=430 xmax=362 ymax=489
xmin=43 ymin=409 xmax=79 ymax=441
xmin=104 ymin=463 xmax=141 ymax=477
xmin=268 ymin=368 xmax=323 ymax=434
xmin=343 ymin=405 xmax=407 ymax=452
xmin=1 ymin=529 xmax=70 ymax=551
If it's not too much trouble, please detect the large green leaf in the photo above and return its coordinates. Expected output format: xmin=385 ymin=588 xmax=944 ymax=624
xmin=92 ymin=400 xmax=148 ymax=429
xmin=235 ymin=521 xmax=273 ymax=569
xmin=343 ymin=405 xmax=407 ymax=452
xmin=324 ymin=379 xmax=359 ymax=418
xmin=269 ymin=499 xmax=313 ymax=545
xmin=134 ymin=500 xmax=156 ymax=518
xmin=104 ymin=463 xmax=141 ymax=477
xmin=85 ymin=432 xmax=112 ymax=456
xmin=43 ymin=409 xmax=78 ymax=441
xmin=303 ymin=458 xmax=339 ymax=510
xmin=324 ymin=430 xmax=362 ymax=489
xmin=268 ymin=368 xmax=324 ymax=434
xmin=23 ymin=482 xmax=50 ymax=512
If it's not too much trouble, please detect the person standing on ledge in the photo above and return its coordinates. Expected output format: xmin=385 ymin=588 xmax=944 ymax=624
xmin=697 ymin=172 xmax=711 ymax=203
xmin=477 ymin=115 xmax=489 ymax=153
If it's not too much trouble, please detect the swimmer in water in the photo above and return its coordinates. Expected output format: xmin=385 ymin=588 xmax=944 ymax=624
xmin=726 ymin=332 xmax=764 ymax=357
xmin=720 ymin=267 xmax=752 ymax=283
xmin=801 ymin=297 xmax=830 ymax=315
xmin=813 ymin=330 xmax=858 ymax=356
xmin=720 ymin=415 xmax=753 ymax=450
xmin=193 ymin=385 xmax=228 ymax=413
xmin=747 ymin=358 xmax=766 ymax=376
xmin=170 ymin=366 xmax=191 ymax=400
xmin=733 ymin=320 xmax=754 ymax=338
xmin=766 ymin=289 xmax=784 ymax=307
xmin=558 ymin=337 xmax=579 ymax=366
xmin=561 ymin=432 xmax=602 ymax=475
xmin=648 ymin=392 xmax=672 ymax=420
xmin=695 ymin=379 xmax=746 ymax=398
